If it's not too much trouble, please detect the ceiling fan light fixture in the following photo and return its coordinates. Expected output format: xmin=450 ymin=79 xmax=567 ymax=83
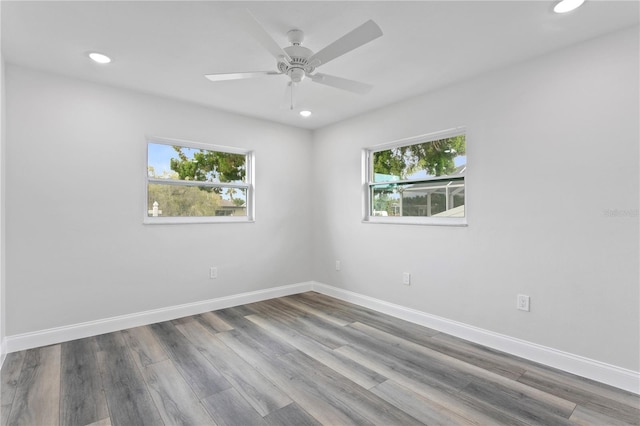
xmin=554 ymin=0 xmax=585 ymax=14
xmin=289 ymin=68 xmax=306 ymax=83
xmin=299 ymin=110 xmax=312 ymax=118
xmin=88 ymin=52 xmax=111 ymax=64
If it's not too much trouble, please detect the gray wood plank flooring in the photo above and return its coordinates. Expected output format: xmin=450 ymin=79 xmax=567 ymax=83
xmin=6 ymin=345 xmax=61 ymax=426
xmin=1 ymin=291 xmax=638 ymax=425
xmin=60 ymin=338 xmax=109 ymax=426
xmin=95 ymin=332 xmax=163 ymax=426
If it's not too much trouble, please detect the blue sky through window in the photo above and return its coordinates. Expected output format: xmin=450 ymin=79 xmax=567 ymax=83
xmin=148 ymin=143 xmax=197 ymax=177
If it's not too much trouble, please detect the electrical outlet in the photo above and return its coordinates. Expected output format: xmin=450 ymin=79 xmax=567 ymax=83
xmin=517 ymin=294 xmax=530 ymax=311
xmin=210 ymin=267 xmax=218 ymax=279
xmin=335 ymin=260 xmax=341 ymax=271
xmin=402 ymin=272 xmax=411 ymax=285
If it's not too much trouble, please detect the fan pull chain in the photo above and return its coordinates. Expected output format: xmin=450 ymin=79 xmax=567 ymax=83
xmin=290 ymin=82 xmax=294 ymax=110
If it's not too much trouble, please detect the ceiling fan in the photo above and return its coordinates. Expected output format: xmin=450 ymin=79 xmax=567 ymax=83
xmin=205 ymin=10 xmax=383 ymax=108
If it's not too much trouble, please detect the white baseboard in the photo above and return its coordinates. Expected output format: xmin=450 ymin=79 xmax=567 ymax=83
xmin=0 ymin=338 xmax=6 ymax=370
xmin=4 ymin=281 xmax=313 ymax=354
xmin=4 ymin=280 xmax=638 ymax=395
xmin=311 ymin=282 xmax=640 ymax=395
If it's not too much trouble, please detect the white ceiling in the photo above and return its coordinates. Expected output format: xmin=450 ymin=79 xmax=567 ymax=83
xmin=2 ymin=1 xmax=638 ymax=130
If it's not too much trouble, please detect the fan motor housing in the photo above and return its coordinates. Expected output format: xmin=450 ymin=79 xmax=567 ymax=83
xmin=278 ymin=44 xmax=315 ymax=82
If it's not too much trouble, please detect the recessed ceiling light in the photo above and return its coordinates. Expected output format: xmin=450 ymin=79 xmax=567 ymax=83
xmin=88 ymin=52 xmax=112 ymax=64
xmin=299 ymin=110 xmax=312 ymax=118
xmin=554 ymin=0 xmax=585 ymax=14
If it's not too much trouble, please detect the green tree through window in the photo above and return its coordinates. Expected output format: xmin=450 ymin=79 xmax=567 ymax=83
xmin=373 ymin=135 xmax=466 ymax=179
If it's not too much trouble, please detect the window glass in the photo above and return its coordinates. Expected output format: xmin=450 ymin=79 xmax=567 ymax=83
xmin=147 ymin=185 xmax=247 ymax=218
xmin=146 ymin=140 xmax=252 ymax=223
xmin=148 ymin=143 xmax=246 ymax=184
xmin=366 ymin=132 xmax=466 ymax=223
xmin=371 ymin=179 xmax=465 ymax=217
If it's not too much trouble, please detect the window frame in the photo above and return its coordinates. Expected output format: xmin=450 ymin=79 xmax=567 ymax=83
xmin=144 ymin=136 xmax=255 ymax=225
xmin=362 ymin=127 xmax=468 ymax=226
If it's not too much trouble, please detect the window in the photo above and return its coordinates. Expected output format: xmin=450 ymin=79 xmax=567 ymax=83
xmin=364 ymin=129 xmax=467 ymax=226
xmin=145 ymin=138 xmax=254 ymax=224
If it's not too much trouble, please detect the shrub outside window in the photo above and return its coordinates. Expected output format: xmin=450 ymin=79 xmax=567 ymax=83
xmin=145 ymin=138 xmax=254 ymax=224
xmin=364 ymin=129 xmax=467 ymax=226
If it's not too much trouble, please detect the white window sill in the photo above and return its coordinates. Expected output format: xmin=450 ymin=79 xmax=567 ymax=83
xmin=363 ymin=216 xmax=467 ymax=227
xmin=144 ymin=216 xmax=254 ymax=225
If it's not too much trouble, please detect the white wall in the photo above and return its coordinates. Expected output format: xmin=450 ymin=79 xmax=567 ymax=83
xmin=311 ymin=26 xmax=639 ymax=371
xmin=5 ymin=66 xmax=313 ymax=336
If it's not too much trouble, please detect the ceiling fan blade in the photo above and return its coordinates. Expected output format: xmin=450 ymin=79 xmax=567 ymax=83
xmin=308 ymin=20 xmax=382 ymax=67
xmin=205 ymin=71 xmax=281 ymax=82
xmin=234 ymin=9 xmax=292 ymax=63
xmin=310 ymin=73 xmax=373 ymax=95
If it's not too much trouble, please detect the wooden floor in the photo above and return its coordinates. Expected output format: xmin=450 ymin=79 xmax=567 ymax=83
xmin=1 ymin=292 xmax=639 ymax=426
